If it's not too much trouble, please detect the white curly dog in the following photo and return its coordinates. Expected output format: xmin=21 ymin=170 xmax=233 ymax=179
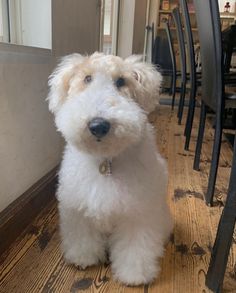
xmin=47 ymin=52 xmax=172 ymax=286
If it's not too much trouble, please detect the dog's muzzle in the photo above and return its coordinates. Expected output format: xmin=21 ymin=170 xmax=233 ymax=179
xmin=88 ymin=117 xmax=110 ymax=139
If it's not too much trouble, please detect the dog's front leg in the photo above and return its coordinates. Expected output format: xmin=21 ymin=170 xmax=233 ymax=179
xmin=109 ymin=216 xmax=165 ymax=285
xmin=59 ymin=204 xmax=106 ymax=269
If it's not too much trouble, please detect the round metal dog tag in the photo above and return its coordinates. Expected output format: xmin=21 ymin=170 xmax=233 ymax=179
xmin=99 ymin=161 xmax=108 ymax=174
xmin=99 ymin=159 xmax=112 ymax=176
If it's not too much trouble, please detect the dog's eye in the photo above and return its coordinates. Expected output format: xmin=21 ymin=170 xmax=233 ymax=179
xmin=84 ymin=75 xmax=92 ymax=84
xmin=115 ymin=77 xmax=125 ymax=88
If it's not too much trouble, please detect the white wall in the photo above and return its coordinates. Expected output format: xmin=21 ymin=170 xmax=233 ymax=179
xmin=0 ymin=46 xmax=62 ymax=212
xmin=0 ymin=0 xmax=100 ymax=212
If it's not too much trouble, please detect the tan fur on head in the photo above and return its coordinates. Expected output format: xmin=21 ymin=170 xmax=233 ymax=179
xmin=124 ymin=55 xmax=162 ymax=112
xmin=47 ymin=53 xmax=85 ymax=113
xmin=47 ymin=52 xmax=162 ymax=114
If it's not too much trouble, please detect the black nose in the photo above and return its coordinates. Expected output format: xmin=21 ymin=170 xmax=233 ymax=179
xmin=88 ymin=117 xmax=110 ymax=138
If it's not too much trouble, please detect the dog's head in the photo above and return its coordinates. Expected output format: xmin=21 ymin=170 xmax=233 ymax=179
xmin=47 ymin=52 xmax=162 ymax=157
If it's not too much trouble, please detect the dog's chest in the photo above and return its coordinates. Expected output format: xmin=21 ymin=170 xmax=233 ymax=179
xmin=59 ymin=141 xmax=165 ymax=216
xmin=91 ymin=216 xmax=115 ymax=235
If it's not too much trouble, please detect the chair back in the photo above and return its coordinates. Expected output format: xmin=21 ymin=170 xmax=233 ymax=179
xmin=172 ymin=7 xmax=187 ymax=82
xmin=164 ymin=22 xmax=177 ymax=75
xmin=193 ymin=0 xmax=223 ymax=112
xmin=180 ymin=0 xmax=196 ymax=88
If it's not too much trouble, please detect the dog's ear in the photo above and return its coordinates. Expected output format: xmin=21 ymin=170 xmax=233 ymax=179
xmin=125 ymin=55 xmax=162 ymax=113
xmin=47 ymin=53 xmax=85 ymax=113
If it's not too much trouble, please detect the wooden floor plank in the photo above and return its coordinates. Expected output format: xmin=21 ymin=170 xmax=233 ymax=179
xmin=0 ymin=204 xmax=59 ymax=292
xmin=0 ymin=201 xmax=57 ymax=282
xmin=1 ymin=105 xmax=236 ymax=292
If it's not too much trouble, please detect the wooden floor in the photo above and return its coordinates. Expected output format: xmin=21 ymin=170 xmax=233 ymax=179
xmin=1 ymin=105 xmax=236 ymax=293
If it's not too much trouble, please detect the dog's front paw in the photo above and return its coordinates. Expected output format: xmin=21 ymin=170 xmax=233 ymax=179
xmin=63 ymin=246 xmax=106 ymax=269
xmin=111 ymin=256 xmax=160 ymax=285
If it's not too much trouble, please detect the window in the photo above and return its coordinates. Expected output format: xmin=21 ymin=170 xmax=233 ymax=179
xmin=0 ymin=0 xmax=51 ymax=49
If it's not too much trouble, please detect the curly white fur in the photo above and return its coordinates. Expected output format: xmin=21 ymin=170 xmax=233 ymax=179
xmin=47 ymin=52 xmax=172 ymax=285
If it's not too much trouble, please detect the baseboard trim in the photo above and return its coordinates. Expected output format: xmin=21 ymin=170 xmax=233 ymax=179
xmin=0 ymin=166 xmax=59 ymax=256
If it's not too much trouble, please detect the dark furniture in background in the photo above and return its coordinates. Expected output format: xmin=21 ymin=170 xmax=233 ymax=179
xmin=193 ymin=0 xmax=236 ymax=205
xmin=155 ymin=1 xmax=236 ymax=291
xmin=152 ymin=34 xmax=175 ymax=95
xmin=155 ymin=0 xmax=236 ymax=206
xmin=171 ymin=4 xmax=201 ymax=128
xmin=152 ymin=35 xmax=173 ymax=73
xmin=222 ymin=24 xmax=236 ymax=73
xmin=193 ymin=0 xmax=236 ymax=291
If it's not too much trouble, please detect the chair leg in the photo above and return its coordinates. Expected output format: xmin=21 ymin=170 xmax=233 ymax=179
xmin=205 ymin=112 xmax=223 ymax=205
xmin=177 ymin=80 xmax=186 ymax=124
xmin=171 ymin=73 xmax=177 ymax=110
xmin=193 ymin=101 xmax=207 ymax=171
xmin=177 ymin=82 xmax=184 ymax=118
xmin=206 ymin=208 xmax=236 ymax=292
xmin=206 ymin=137 xmax=236 ymax=292
xmin=169 ymin=74 xmax=173 ymax=95
xmin=184 ymin=89 xmax=196 ymax=150
xmin=184 ymin=91 xmax=193 ymax=137
xmin=184 ymin=106 xmax=190 ymax=137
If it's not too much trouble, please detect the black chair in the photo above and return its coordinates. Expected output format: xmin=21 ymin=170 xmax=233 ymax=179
xmin=172 ymin=7 xmax=187 ymax=124
xmin=206 ymin=131 xmax=236 ymax=292
xmin=180 ymin=0 xmax=235 ymax=152
xmin=193 ymin=0 xmax=236 ymax=205
xmin=164 ymin=22 xmax=178 ymax=109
